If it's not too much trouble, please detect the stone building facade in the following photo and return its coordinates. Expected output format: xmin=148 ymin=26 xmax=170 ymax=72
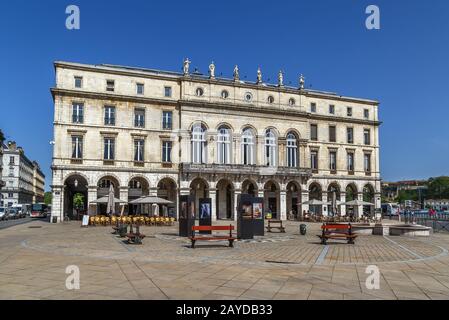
xmin=1 ymin=141 xmax=45 ymax=207
xmin=50 ymin=61 xmax=381 ymax=222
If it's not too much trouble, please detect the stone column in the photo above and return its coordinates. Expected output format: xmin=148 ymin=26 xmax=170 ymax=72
xmin=340 ymin=192 xmax=346 ymax=216
xmin=209 ymin=188 xmax=217 ymax=222
xmin=88 ymin=186 xmax=97 ymax=216
xmin=280 ymin=189 xmax=287 ymax=221
xmin=322 ymin=192 xmax=328 ymax=216
xmin=301 ymin=190 xmax=309 ymax=215
xmin=234 ymin=189 xmax=241 ymax=221
xmin=149 ymin=187 xmax=158 ymax=197
xmin=233 ymin=136 xmax=241 ymax=165
xmin=278 ymin=139 xmax=286 ymax=167
xmin=119 ymin=186 xmax=129 ymax=215
xmin=357 ymin=192 xmax=364 ymax=218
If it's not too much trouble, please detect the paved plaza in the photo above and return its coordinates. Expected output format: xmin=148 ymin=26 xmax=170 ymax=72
xmin=1 ymin=219 xmax=449 ymax=300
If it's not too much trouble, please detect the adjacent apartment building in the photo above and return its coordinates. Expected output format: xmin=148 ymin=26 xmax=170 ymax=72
xmin=0 ymin=141 xmax=45 ymax=207
xmin=50 ymin=60 xmax=381 ymax=222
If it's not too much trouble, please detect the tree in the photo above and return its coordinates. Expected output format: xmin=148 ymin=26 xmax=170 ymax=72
xmin=44 ymin=192 xmax=52 ymax=205
xmin=73 ymin=193 xmax=85 ymax=210
xmin=427 ymin=176 xmax=449 ymax=199
xmin=0 ymin=129 xmax=5 ymax=144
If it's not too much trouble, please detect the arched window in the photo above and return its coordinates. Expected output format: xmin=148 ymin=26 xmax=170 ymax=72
xmin=241 ymin=128 xmax=255 ymax=165
xmin=191 ymin=123 xmax=206 ymax=164
xmin=265 ymin=129 xmax=277 ymax=167
xmin=286 ymin=132 xmax=298 ymax=167
xmin=217 ymin=125 xmax=231 ymax=164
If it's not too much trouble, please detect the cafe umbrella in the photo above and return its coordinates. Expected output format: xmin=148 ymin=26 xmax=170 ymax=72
xmin=301 ymin=199 xmax=331 ymax=215
xmin=340 ymin=199 xmax=375 ymax=218
xmin=129 ymin=196 xmax=173 ymax=216
xmin=106 ymin=184 xmax=115 ymax=215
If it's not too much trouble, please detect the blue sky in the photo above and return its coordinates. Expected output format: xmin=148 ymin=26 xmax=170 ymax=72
xmin=1 ymin=0 xmax=448 ymax=191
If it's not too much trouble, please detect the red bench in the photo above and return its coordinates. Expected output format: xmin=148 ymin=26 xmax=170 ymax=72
xmin=317 ymin=223 xmax=357 ymax=245
xmin=189 ymin=225 xmax=236 ymax=249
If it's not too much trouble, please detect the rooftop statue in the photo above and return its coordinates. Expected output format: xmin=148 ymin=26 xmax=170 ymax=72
xmin=256 ymin=67 xmax=262 ymax=84
xmin=278 ymin=70 xmax=284 ymax=87
xmin=299 ymin=74 xmax=305 ymax=89
xmin=183 ymin=58 xmax=191 ymax=75
xmin=233 ymin=65 xmax=239 ymax=81
xmin=209 ymin=61 xmax=215 ymax=79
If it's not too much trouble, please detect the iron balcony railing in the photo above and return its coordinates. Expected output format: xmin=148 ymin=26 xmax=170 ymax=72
xmin=180 ymin=163 xmax=312 ymax=178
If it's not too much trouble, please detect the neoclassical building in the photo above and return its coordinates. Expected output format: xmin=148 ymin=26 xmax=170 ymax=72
xmin=50 ymin=60 xmax=381 ymax=222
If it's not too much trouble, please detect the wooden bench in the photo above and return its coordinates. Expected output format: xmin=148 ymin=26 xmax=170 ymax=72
xmin=317 ymin=223 xmax=357 ymax=245
xmin=189 ymin=225 xmax=236 ymax=249
xmin=266 ymin=219 xmax=286 ymax=233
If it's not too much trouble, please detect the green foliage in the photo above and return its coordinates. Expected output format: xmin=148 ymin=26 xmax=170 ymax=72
xmin=0 ymin=129 xmax=4 ymax=143
xmin=427 ymin=176 xmax=449 ymax=199
xmin=44 ymin=192 xmax=52 ymax=205
xmin=73 ymin=193 xmax=85 ymax=210
xmin=395 ymin=189 xmax=418 ymax=203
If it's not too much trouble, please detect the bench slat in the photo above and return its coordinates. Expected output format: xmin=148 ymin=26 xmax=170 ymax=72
xmin=322 ymin=224 xmax=351 ymax=230
xmin=192 ymin=226 xmax=234 ymax=231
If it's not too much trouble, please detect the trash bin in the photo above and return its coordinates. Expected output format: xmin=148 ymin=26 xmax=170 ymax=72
xmin=52 ymin=216 xmax=58 ymax=224
xmin=300 ymin=224 xmax=307 ymax=235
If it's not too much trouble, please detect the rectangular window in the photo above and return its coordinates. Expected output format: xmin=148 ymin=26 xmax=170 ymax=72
xmin=134 ymin=108 xmax=145 ymax=128
xmin=71 ymin=136 xmax=83 ymax=159
xmin=329 ymin=151 xmax=337 ymax=171
xmin=329 ymin=126 xmax=336 ymax=142
xmin=310 ymin=124 xmax=318 ymax=141
xmin=329 ymin=104 xmax=335 ymax=114
xmin=103 ymin=138 xmax=115 ymax=160
xmin=310 ymin=102 xmax=316 ymax=113
xmin=9 ymin=156 xmax=14 ymax=165
xmin=104 ymin=106 xmax=116 ymax=125
xmin=162 ymin=141 xmax=172 ymax=163
xmin=134 ymin=139 xmax=144 ymax=162
xmin=364 ymin=153 xmax=371 ymax=172
xmin=347 ymin=127 xmax=354 ymax=144
xmin=347 ymin=152 xmax=354 ymax=172
xmin=311 ymin=150 xmax=318 ymax=171
xmin=162 ymin=111 xmax=172 ymax=130
xmin=74 ymin=76 xmax=83 ymax=88
xmin=106 ymin=80 xmax=115 ymax=92
xmin=72 ymin=103 xmax=84 ymax=123
xmin=164 ymin=86 xmax=172 ymax=97
xmin=136 ymin=83 xmax=144 ymax=95
xmin=364 ymin=109 xmax=369 ymax=119
xmin=347 ymin=107 xmax=352 ymax=117
xmin=364 ymin=129 xmax=371 ymax=145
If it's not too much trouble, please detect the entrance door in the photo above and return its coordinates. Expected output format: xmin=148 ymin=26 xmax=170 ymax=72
xmin=268 ymin=197 xmax=277 ymax=219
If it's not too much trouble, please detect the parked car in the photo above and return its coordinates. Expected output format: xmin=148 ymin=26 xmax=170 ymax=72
xmin=6 ymin=208 xmax=19 ymax=220
xmin=0 ymin=208 xmax=6 ymax=221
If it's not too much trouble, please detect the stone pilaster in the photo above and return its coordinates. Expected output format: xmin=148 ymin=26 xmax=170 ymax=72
xmin=233 ymin=189 xmax=241 ymax=221
xmin=209 ymin=188 xmax=217 ymax=222
xmin=280 ymin=190 xmax=287 ymax=220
